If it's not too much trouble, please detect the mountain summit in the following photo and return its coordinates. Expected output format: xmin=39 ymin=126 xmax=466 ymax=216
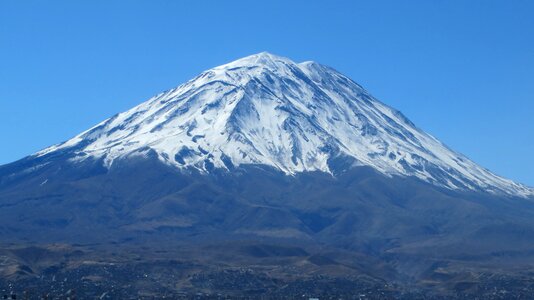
xmin=35 ymin=52 xmax=532 ymax=197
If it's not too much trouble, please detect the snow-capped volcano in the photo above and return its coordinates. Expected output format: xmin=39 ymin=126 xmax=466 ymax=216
xmin=37 ymin=52 xmax=532 ymax=197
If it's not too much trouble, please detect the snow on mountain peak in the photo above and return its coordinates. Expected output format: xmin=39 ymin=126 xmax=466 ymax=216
xmin=36 ymin=52 xmax=534 ymax=197
xmin=218 ymin=52 xmax=291 ymax=69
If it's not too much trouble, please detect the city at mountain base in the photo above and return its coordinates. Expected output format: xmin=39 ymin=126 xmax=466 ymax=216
xmin=2 ymin=241 xmax=534 ymax=299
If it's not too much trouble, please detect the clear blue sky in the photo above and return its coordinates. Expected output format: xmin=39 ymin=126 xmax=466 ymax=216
xmin=1 ymin=1 xmax=533 ymax=186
